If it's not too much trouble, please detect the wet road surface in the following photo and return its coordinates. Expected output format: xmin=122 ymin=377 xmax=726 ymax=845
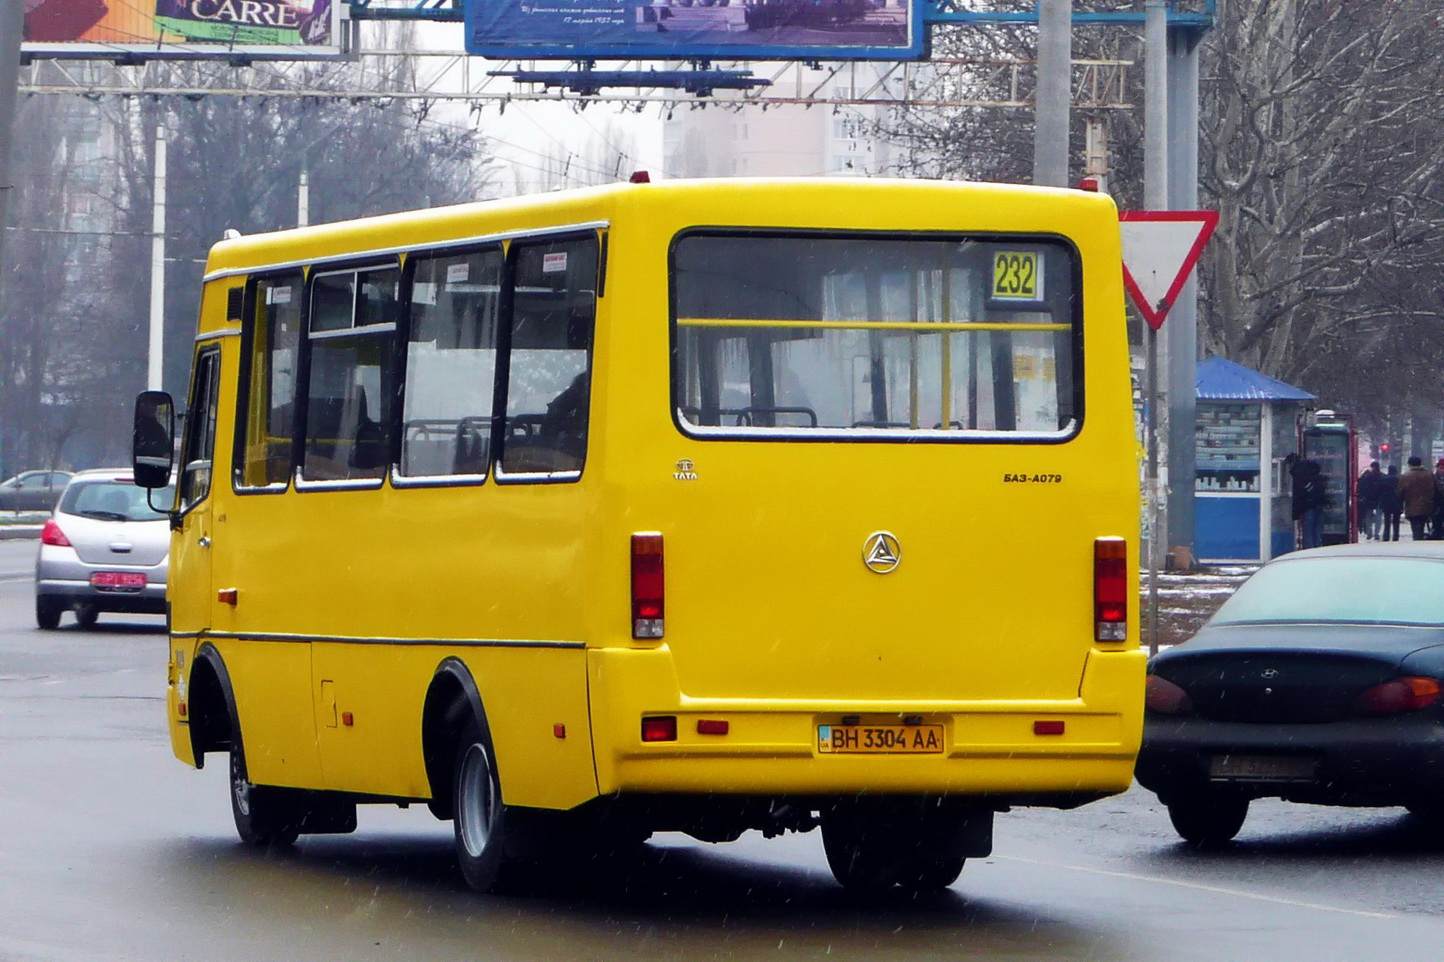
xmin=2 ymin=539 xmax=1442 ymax=960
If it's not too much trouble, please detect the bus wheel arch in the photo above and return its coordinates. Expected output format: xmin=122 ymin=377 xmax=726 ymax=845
xmin=421 ymin=658 xmax=517 ymax=891
xmin=187 ymin=643 xmax=238 ymax=770
xmin=191 ymin=643 xmax=306 ymax=846
xmin=421 ymin=658 xmax=488 ymax=821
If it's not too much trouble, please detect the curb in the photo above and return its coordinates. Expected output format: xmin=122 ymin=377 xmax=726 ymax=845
xmin=0 ymin=527 xmax=42 ymax=541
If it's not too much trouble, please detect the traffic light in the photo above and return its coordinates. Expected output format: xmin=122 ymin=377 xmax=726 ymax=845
xmin=1381 ymin=442 xmax=1391 ymax=454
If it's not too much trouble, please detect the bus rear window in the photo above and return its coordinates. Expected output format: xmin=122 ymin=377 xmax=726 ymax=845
xmin=671 ymin=233 xmax=1080 ymax=439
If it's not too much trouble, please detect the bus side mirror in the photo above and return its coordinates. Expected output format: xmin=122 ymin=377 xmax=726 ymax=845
xmin=133 ymin=390 xmax=176 ymax=489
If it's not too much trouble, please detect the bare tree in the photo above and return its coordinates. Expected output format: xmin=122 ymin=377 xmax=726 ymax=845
xmin=1200 ymin=0 xmax=1444 ymax=412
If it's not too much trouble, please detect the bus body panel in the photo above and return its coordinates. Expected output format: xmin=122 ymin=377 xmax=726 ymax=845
xmin=581 ymin=183 xmax=1139 ymax=797
xmin=165 ymin=179 xmax=1142 ymax=826
xmin=586 ymin=645 xmax=1144 ymax=797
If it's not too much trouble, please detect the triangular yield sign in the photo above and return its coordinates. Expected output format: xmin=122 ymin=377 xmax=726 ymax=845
xmin=1119 ymin=210 xmax=1219 ymax=330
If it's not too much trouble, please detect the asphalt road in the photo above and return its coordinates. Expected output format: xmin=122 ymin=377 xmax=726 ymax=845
xmin=2 ymin=537 xmax=1443 ymax=960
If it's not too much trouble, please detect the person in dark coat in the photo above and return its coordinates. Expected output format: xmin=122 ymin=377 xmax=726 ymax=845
xmin=1381 ymin=465 xmax=1403 ymax=541
xmin=1399 ymin=456 xmax=1437 ymax=542
xmin=1357 ymin=460 xmax=1385 ymax=540
xmin=1433 ymin=459 xmax=1444 ymax=540
xmin=1290 ymin=455 xmax=1327 ymax=549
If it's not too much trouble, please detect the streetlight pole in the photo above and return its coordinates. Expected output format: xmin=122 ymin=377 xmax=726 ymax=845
xmin=1144 ymin=0 xmax=1169 ymax=655
xmin=0 ymin=0 xmax=23 ymax=293
xmin=148 ymin=125 xmax=168 ymax=392
xmin=1033 ymin=0 xmax=1071 ymax=187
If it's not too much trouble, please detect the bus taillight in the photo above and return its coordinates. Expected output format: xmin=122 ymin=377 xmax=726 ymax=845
xmin=631 ymin=532 xmax=665 ymax=639
xmin=1094 ymin=537 xmax=1128 ymax=642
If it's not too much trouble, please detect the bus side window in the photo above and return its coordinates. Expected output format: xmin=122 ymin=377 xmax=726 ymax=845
xmin=301 ymin=267 xmax=399 ymax=484
xmin=181 ymin=348 xmax=221 ymax=510
xmin=399 ymin=248 xmax=503 ymax=480
xmin=236 ymin=274 xmax=302 ymax=489
xmin=499 ymin=236 xmax=598 ymax=478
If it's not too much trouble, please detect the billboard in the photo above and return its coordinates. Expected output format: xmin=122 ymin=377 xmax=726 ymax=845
xmin=465 ymin=0 xmax=922 ymax=61
xmin=23 ymin=0 xmax=346 ymax=60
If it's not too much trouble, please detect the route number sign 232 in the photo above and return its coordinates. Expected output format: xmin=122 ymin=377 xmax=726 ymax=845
xmin=991 ymin=250 xmax=1044 ymax=302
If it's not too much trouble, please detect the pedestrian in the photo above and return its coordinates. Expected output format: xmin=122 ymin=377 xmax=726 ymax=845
xmin=1357 ymin=460 xmax=1384 ymax=540
xmin=1291 ymin=455 xmax=1327 ymax=550
xmin=1293 ymin=456 xmax=1316 ymax=551
xmin=1300 ymin=460 xmax=1328 ymax=548
xmin=1381 ymin=465 xmax=1403 ymax=541
xmin=1433 ymin=458 xmax=1444 ymax=540
xmin=1398 ymin=455 xmax=1437 ymax=542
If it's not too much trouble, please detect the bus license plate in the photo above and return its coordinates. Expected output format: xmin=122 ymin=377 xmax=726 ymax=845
xmin=817 ymin=724 xmax=944 ymax=754
xmin=1209 ymin=754 xmax=1315 ymax=782
xmin=91 ymin=571 xmax=146 ymax=589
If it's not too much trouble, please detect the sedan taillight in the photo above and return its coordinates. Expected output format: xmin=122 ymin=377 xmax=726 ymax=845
xmin=1145 ymin=674 xmax=1194 ymax=715
xmin=1352 ymin=677 xmax=1441 ymax=716
xmin=40 ymin=519 xmax=71 ymax=547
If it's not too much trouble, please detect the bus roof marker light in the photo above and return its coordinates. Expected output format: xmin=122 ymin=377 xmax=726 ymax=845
xmin=1094 ymin=537 xmax=1128 ymax=642
xmin=631 ymin=532 xmax=665 ymax=639
xmin=629 ymin=171 xmax=651 ymax=184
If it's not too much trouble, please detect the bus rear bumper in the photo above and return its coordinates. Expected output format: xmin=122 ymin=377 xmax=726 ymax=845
xmin=588 ymin=647 xmax=1145 ymax=805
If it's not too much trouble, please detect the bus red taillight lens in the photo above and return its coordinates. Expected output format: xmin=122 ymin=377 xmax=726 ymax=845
xmin=641 ymin=715 xmax=676 ymax=742
xmin=1145 ymin=675 xmax=1194 ymax=714
xmin=1094 ymin=537 xmax=1128 ymax=641
xmin=631 ymin=532 xmax=665 ymax=639
xmin=1353 ymin=677 xmax=1441 ymax=716
xmin=40 ymin=520 xmax=72 ymax=547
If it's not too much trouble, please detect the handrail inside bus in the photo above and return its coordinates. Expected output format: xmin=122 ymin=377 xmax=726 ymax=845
xmin=676 ymin=318 xmax=1071 ymax=332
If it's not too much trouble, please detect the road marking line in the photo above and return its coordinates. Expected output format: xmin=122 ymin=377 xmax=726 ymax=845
xmin=996 ymin=853 xmax=1397 ymax=919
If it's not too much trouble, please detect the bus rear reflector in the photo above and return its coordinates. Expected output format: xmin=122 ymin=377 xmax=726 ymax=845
xmin=631 ymin=532 xmax=665 ymax=639
xmin=641 ymin=716 xmax=677 ymax=741
xmin=1094 ymin=537 xmax=1128 ymax=642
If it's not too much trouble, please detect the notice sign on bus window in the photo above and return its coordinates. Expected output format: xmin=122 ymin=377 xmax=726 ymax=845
xmin=464 ymin=0 xmax=922 ymax=62
xmin=990 ymin=249 xmax=1045 ymax=306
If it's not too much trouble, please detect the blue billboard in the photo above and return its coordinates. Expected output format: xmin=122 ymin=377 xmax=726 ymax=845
xmin=465 ymin=0 xmax=921 ymax=61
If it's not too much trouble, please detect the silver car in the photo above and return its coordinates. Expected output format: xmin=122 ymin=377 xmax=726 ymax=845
xmin=35 ymin=470 xmax=173 ymax=630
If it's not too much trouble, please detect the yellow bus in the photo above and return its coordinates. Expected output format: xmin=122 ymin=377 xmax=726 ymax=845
xmin=133 ymin=177 xmax=1144 ymax=893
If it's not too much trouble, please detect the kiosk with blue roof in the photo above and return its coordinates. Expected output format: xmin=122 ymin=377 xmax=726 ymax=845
xmin=1194 ymin=357 xmax=1315 ymax=563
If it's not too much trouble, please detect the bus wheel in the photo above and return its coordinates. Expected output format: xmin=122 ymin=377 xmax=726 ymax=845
xmin=821 ymin=817 xmax=899 ymax=893
xmin=453 ymin=719 xmax=511 ymax=892
xmin=1166 ymin=793 xmax=1248 ymax=848
xmin=895 ymin=856 xmax=965 ymax=892
xmin=229 ymin=745 xmax=300 ymax=847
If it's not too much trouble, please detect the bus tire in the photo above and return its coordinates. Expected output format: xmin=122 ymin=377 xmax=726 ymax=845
xmin=453 ymin=717 xmax=512 ymax=892
xmin=895 ymin=856 xmax=965 ymax=892
xmin=1166 ymin=793 xmax=1248 ymax=848
xmin=36 ymin=596 xmax=62 ymax=630
xmin=821 ymin=817 xmax=899 ymax=893
xmin=229 ymin=744 xmax=301 ymax=847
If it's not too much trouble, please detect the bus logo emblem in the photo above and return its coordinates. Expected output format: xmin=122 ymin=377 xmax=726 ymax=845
xmin=673 ymin=459 xmax=698 ymax=481
xmin=863 ymin=532 xmax=901 ymax=574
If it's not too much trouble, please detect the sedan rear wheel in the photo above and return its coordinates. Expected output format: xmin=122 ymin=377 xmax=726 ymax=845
xmin=36 ymin=596 xmax=63 ymax=630
xmin=1167 ymin=793 xmax=1249 ymax=847
xmin=75 ymin=605 xmax=99 ymax=630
